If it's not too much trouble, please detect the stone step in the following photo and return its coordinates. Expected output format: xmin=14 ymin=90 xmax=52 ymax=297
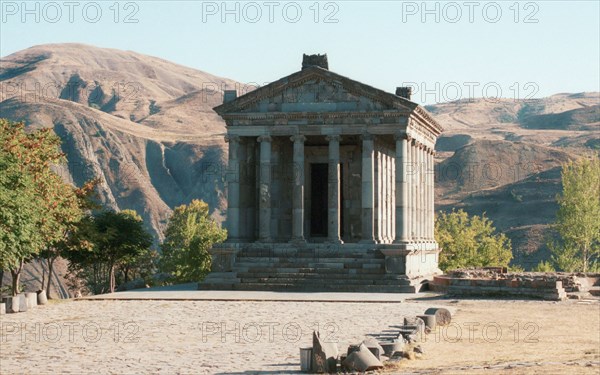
xmin=235 ymin=256 xmax=386 ymax=264
xmin=236 ymin=272 xmax=396 ymax=281
xmin=589 ymin=286 xmax=600 ymax=296
xmin=239 ymin=277 xmax=412 ymax=286
xmin=238 ymin=266 xmax=386 ymax=275
xmin=238 ymin=249 xmax=384 ymax=259
xmin=229 ymin=283 xmax=417 ymax=293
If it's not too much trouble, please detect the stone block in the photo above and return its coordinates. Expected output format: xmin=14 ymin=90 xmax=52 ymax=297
xmin=341 ymin=343 xmax=383 ymax=372
xmin=3 ymin=296 xmax=20 ymax=313
xmin=25 ymin=292 xmax=38 ymax=309
xmin=417 ymin=314 xmax=436 ymax=332
xmin=18 ymin=293 xmax=28 ymax=312
xmin=312 ymin=330 xmax=338 ymax=373
xmin=380 ymin=340 xmax=405 ymax=357
xmin=424 ymin=307 xmax=452 ymax=326
xmin=37 ymin=290 xmax=48 ymax=305
xmin=0 ymin=302 xmax=5 ymax=315
xmin=361 ymin=337 xmax=384 ymax=360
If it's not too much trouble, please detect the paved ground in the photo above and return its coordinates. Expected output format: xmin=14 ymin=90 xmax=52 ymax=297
xmin=81 ymin=283 xmax=411 ymax=302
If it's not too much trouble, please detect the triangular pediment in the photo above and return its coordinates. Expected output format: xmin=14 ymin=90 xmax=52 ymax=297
xmin=214 ymin=67 xmax=418 ymax=115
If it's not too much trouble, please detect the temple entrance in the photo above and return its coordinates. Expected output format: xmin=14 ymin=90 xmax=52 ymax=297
xmin=310 ymin=163 xmax=328 ymax=237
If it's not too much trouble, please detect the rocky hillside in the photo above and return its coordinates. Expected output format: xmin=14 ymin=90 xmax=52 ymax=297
xmin=0 ymin=44 xmax=238 ymax=295
xmin=0 ymin=44 xmax=598 ymax=293
xmin=430 ymin=94 xmax=599 ymax=268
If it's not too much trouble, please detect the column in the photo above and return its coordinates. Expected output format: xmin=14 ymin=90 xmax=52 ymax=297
xmin=290 ymin=135 xmax=306 ymax=243
xmin=257 ymin=135 xmax=272 ymax=242
xmin=326 ymin=135 xmax=342 ymax=243
xmin=418 ymin=143 xmax=424 ymax=241
xmin=394 ymin=134 xmax=409 ymax=243
xmin=376 ymin=150 xmax=383 ymax=243
xmin=429 ymin=149 xmax=435 ymax=241
xmin=360 ymin=134 xmax=375 ymax=243
xmin=225 ymin=134 xmax=240 ymax=241
xmin=411 ymin=139 xmax=418 ymax=241
xmin=386 ymin=153 xmax=393 ymax=243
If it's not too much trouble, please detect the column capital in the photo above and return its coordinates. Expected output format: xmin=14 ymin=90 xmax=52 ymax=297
xmin=257 ymin=135 xmax=272 ymax=143
xmin=224 ymin=134 xmax=240 ymax=143
xmin=360 ymin=133 xmax=374 ymax=141
xmin=290 ymin=134 xmax=307 ymax=143
xmin=394 ymin=132 xmax=409 ymax=141
xmin=325 ymin=134 xmax=342 ymax=142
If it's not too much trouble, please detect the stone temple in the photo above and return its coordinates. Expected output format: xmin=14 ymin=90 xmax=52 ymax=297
xmin=200 ymin=54 xmax=444 ymax=292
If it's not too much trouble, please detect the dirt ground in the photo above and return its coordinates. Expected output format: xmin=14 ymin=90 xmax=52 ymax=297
xmin=0 ymin=296 xmax=598 ymax=374
xmin=394 ymin=297 xmax=600 ymax=374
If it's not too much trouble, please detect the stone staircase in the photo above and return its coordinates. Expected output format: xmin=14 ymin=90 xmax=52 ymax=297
xmin=199 ymin=245 xmax=427 ymax=293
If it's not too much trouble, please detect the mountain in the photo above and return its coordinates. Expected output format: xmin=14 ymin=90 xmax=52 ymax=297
xmin=1 ymin=43 xmax=238 ymax=240
xmin=0 ymin=44 xmax=598 ymax=293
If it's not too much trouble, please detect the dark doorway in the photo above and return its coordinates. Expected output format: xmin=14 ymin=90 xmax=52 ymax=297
xmin=310 ymin=163 xmax=328 ymax=237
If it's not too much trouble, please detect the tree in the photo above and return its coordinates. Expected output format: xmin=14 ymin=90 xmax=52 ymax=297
xmin=0 ymin=119 xmax=64 ymax=295
xmin=548 ymin=155 xmax=600 ymax=272
xmin=160 ymin=200 xmax=226 ymax=283
xmin=435 ymin=209 xmax=513 ymax=271
xmin=66 ymin=209 xmax=153 ymax=294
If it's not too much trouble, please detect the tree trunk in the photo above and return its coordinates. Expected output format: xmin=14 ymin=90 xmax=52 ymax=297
xmin=0 ymin=268 xmax=4 ymax=291
xmin=40 ymin=258 xmax=46 ymax=291
xmin=10 ymin=260 xmax=24 ymax=296
xmin=109 ymin=264 xmax=115 ymax=294
xmin=46 ymin=257 xmax=55 ymax=299
xmin=583 ymin=244 xmax=589 ymax=273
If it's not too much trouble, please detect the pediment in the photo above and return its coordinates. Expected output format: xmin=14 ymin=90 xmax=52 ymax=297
xmin=214 ymin=67 xmax=418 ymax=115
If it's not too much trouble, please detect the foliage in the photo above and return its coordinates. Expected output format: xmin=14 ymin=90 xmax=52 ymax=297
xmin=532 ymin=260 xmax=555 ymax=272
xmin=160 ymin=200 xmax=226 ymax=283
xmin=66 ymin=210 xmax=153 ymax=294
xmin=549 ymin=155 xmax=600 ymax=272
xmin=435 ymin=209 xmax=513 ymax=272
xmin=0 ymin=119 xmax=66 ymax=294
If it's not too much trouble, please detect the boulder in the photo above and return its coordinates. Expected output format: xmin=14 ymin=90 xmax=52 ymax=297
xmin=342 ymin=343 xmax=383 ymax=372
xmin=312 ymin=331 xmax=338 ymax=373
xmin=424 ymin=307 xmax=452 ymax=326
xmin=25 ymin=292 xmax=38 ymax=309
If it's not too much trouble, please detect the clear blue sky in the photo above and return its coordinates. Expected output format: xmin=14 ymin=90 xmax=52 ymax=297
xmin=1 ymin=1 xmax=599 ymax=104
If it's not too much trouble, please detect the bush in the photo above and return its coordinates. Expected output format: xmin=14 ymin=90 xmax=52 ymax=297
xmin=532 ymin=260 xmax=555 ymax=272
xmin=436 ymin=209 xmax=513 ymax=272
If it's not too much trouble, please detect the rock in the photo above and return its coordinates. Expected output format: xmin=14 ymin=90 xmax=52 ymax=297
xmin=0 ymin=303 xmax=5 ymax=315
xmin=37 ymin=290 xmax=48 ymax=305
xmin=342 ymin=343 xmax=383 ymax=372
xmin=417 ymin=314 xmax=436 ymax=332
xmin=312 ymin=331 xmax=338 ymax=373
xmin=413 ymin=345 xmax=424 ymax=354
xmin=17 ymin=294 xmax=27 ymax=312
xmin=361 ymin=337 xmax=384 ymax=359
xmin=380 ymin=341 xmax=405 ymax=357
xmin=404 ymin=316 xmax=426 ymax=334
xmin=3 ymin=296 xmax=20 ymax=313
xmin=424 ymin=307 xmax=452 ymax=326
xmin=25 ymin=292 xmax=38 ymax=309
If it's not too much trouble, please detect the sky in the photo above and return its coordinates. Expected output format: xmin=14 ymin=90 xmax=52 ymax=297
xmin=1 ymin=0 xmax=599 ymax=104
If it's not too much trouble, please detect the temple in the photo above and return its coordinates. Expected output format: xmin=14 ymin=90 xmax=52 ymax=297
xmin=200 ymin=54 xmax=444 ymax=292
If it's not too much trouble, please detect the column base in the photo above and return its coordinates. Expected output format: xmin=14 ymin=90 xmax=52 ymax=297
xmin=359 ymin=239 xmax=377 ymax=244
xmin=289 ymin=237 xmax=306 ymax=244
xmin=327 ymin=239 xmax=344 ymax=245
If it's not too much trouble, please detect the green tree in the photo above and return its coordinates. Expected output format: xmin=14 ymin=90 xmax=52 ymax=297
xmin=66 ymin=209 xmax=153 ymax=294
xmin=0 ymin=119 xmax=64 ymax=295
xmin=549 ymin=155 xmax=600 ymax=272
xmin=160 ymin=200 xmax=226 ymax=283
xmin=435 ymin=209 xmax=513 ymax=271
